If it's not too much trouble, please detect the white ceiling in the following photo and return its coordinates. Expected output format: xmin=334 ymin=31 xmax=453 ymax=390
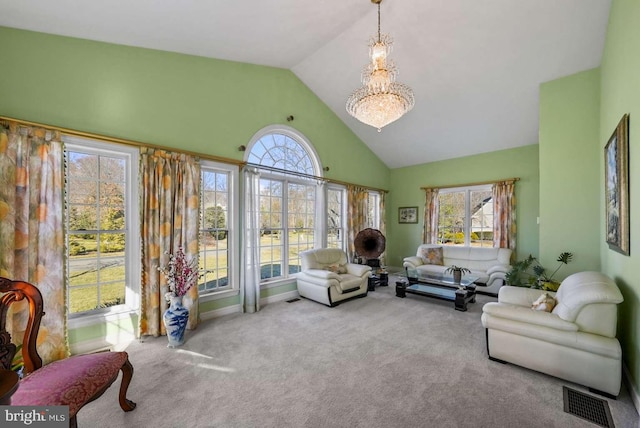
xmin=0 ymin=0 xmax=611 ymax=168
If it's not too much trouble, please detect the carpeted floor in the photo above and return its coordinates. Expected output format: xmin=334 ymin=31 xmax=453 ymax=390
xmin=78 ymin=279 xmax=639 ymax=427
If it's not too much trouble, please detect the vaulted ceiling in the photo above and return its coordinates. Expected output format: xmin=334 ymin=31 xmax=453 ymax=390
xmin=0 ymin=0 xmax=611 ymax=168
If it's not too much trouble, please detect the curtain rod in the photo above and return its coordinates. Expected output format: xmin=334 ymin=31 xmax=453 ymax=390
xmin=420 ymin=177 xmax=520 ymax=191
xmin=244 ymin=163 xmax=388 ymax=193
xmin=0 ymin=115 xmax=244 ymax=167
xmin=1 ymin=115 xmax=388 ymax=193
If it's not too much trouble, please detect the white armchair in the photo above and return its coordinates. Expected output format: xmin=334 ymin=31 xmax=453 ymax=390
xmin=481 ymin=271 xmax=624 ymax=396
xmin=296 ymin=248 xmax=372 ymax=307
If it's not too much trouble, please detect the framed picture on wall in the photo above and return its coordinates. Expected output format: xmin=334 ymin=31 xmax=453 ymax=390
xmin=604 ymin=113 xmax=630 ymax=255
xmin=398 ymin=207 xmax=418 ymax=224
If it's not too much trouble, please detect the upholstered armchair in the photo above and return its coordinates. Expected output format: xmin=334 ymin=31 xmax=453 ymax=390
xmin=481 ymin=271 xmax=624 ymax=396
xmin=296 ymin=248 xmax=372 ymax=307
xmin=0 ymin=277 xmax=136 ymax=427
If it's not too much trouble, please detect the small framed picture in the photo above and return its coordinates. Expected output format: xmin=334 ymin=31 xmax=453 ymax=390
xmin=398 ymin=207 xmax=418 ymax=224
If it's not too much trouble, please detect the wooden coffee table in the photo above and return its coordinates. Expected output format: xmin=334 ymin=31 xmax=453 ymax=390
xmin=396 ymin=270 xmax=478 ymax=311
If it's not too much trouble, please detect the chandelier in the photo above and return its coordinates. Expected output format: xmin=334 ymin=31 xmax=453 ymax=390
xmin=346 ymin=0 xmax=415 ymax=132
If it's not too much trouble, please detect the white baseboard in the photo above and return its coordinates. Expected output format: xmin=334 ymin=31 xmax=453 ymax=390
xmin=200 ymin=303 xmax=242 ymax=321
xmin=261 ymin=289 xmax=300 ymax=305
xmin=623 ymin=363 xmax=640 ymax=417
xmin=70 ymin=333 xmax=136 ymax=355
xmin=199 ymin=290 xmax=300 ymax=321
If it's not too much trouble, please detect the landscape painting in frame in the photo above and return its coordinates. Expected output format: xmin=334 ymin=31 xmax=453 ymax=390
xmin=604 ymin=113 xmax=630 ymax=255
xmin=398 ymin=207 xmax=418 ymax=224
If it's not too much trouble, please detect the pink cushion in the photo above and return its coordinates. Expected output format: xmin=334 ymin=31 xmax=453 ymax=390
xmin=12 ymin=352 xmax=128 ymax=417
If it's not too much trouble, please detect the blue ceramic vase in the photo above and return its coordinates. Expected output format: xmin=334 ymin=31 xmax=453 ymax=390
xmin=163 ymin=295 xmax=189 ymax=348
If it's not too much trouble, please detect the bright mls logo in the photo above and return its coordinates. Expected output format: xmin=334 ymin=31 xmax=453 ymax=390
xmin=1 ymin=406 xmax=68 ymax=427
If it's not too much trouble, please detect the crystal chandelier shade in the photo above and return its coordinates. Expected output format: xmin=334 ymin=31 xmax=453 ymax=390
xmin=346 ymin=0 xmax=415 ymax=132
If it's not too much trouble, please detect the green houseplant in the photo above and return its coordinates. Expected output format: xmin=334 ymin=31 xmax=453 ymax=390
xmin=444 ymin=265 xmax=471 ymax=284
xmin=505 ymin=252 xmax=573 ymax=291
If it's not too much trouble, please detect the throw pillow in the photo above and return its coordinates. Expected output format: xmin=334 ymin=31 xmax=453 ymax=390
xmin=531 ymin=293 xmax=556 ymax=312
xmin=324 ymin=265 xmax=347 ymax=274
xmin=420 ymin=246 xmax=444 ymax=265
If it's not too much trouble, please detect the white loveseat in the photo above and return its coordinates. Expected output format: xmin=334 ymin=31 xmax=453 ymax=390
xmin=481 ymin=271 xmax=624 ymax=396
xmin=403 ymin=244 xmax=512 ymax=295
xmin=296 ymin=248 xmax=372 ymax=307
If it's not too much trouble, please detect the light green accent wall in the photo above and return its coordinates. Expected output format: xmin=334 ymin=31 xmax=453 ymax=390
xmin=0 ymin=26 xmax=389 ymax=190
xmin=0 ymin=26 xmax=391 ymax=346
xmin=387 ymin=145 xmax=540 ymax=268
xmin=68 ymin=314 xmax=137 ymax=344
xmin=600 ymin=0 xmax=640 ymax=395
xmin=539 ymin=68 xmax=601 ymax=279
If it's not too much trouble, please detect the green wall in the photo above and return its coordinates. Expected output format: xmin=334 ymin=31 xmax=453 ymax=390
xmin=0 ymin=26 xmax=389 ymax=190
xmin=387 ymin=144 xmax=540 ymax=268
xmin=600 ymin=0 xmax=640 ymax=397
xmin=539 ymin=68 xmax=601 ymax=278
xmin=0 ymin=26 xmax=390 ymax=347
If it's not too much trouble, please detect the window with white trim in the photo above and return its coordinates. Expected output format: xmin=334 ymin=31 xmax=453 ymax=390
xmin=247 ymin=126 xmax=321 ymax=282
xmin=327 ymin=186 xmax=346 ymax=250
xmin=366 ymin=191 xmax=381 ymax=229
xmin=64 ymin=137 xmax=139 ymax=315
xmin=437 ymin=185 xmax=493 ymax=247
xmin=198 ymin=161 xmax=237 ymax=294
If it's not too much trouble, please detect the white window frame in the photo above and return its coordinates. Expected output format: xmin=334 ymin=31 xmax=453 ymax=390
xmin=246 ymin=125 xmax=323 ymax=287
xmin=198 ymin=160 xmax=240 ymax=301
xmin=64 ymin=136 xmax=140 ymax=326
xmin=326 ymin=184 xmax=347 ymax=251
xmin=438 ymin=184 xmax=492 ymax=247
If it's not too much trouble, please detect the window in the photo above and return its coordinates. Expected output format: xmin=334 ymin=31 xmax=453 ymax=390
xmin=247 ymin=126 xmax=321 ymax=282
xmin=327 ymin=186 xmax=345 ymax=250
xmin=437 ymin=185 xmax=493 ymax=247
xmin=366 ymin=191 xmax=381 ymax=229
xmin=64 ymin=137 xmax=139 ymax=315
xmin=198 ymin=161 xmax=237 ymax=294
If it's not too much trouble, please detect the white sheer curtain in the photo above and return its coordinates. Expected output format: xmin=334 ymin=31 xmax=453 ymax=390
xmin=240 ymin=167 xmax=261 ymax=313
xmin=314 ymin=181 xmax=327 ymax=248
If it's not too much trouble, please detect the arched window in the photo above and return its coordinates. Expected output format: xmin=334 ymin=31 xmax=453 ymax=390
xmin=246 ymin=126 xmax=320 ymax=175
xmin=246 ymin=126 xmax=322 ymax=282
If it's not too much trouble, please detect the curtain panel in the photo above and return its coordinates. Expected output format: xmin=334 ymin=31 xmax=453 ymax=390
xmin=346 ymin=185 xmax=369 ymax=262
xmin=0 ymin=122 xmax=68 ymax=364
xmin=492 ymin=180 xmax=516 ymax=255
xmin=240 ymin=167 xmax=261 ymax=313
xmin=422 ymin=188 xmax=440 ymax=244
xmin=139 ymin=148 xmax=201 ymax=337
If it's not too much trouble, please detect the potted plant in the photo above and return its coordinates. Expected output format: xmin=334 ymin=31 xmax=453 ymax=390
xmin=506 ymin=252 xmax=573 ymax=291
xmin=444 ymin=265 xmax=471 ymax=284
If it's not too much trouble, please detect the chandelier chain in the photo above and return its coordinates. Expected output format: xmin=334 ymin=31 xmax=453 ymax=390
xmin=377 ymin=2 xmax=381 ymax=43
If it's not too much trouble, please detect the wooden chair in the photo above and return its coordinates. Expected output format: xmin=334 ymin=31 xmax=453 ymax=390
xmin=0 ymin=277 xmax=136 ymax=427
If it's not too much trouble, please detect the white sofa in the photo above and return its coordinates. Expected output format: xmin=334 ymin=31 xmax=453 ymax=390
xmin=403 ymin=244 xmax=512 ymax=295
xmin=296 ymin=248 xmax=372 ymax=307
xmin=481 ymin=271 xmax=624 ymax=396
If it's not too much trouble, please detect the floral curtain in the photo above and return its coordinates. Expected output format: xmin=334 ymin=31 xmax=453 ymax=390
xmin=240 ymin=167 xmax=261 ymax=313
xmin=346 ymin=185 xmax=369 ymax=262
xmin=422 ymin=188 xmax=440 ymax=244
xmin=139 ymin=148 xmax=201 ymax=336
xmin=379 ymin=191 xmax=387 ymax=266
xmin=492 ymin=180 xmax=516 ymax=255
xmin=0 ymin=122 xmax=68 ymax=364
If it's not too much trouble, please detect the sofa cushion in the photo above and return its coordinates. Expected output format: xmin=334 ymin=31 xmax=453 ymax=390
xmin=419 ymin=246 xmax=444 ymax=265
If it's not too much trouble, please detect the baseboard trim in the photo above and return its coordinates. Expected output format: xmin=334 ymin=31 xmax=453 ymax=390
xmin=199 ymin=290 xmax=301 ymax=321
xmin=623 ymin=363 xmax=640 ymax=416
xmin=70 ymin=334 xmax=136 ymax=355
xmin=200 ymin=304 xmax=242 ymax=321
